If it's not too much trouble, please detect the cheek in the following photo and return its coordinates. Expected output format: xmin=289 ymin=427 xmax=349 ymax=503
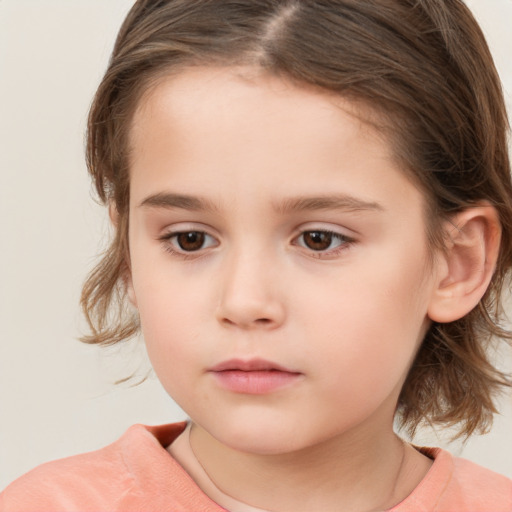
xmin=138 ymin=289 xmax=203 ymax=347
xmin=301 ymin=248 xmax=432 ymax=393
xmin=130 ymin=261 xmax=210 ymax=378
xmin=138 ymin=298 xmax=206 ymax=404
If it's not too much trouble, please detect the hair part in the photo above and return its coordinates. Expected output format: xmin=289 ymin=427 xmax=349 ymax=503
xmin=82 ymin=0 xmax=512 ymax=439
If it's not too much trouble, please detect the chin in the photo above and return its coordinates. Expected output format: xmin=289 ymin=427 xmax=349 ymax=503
xmin=200 ymin=413 xmax=319 ymax=456
xmin=224 ymin=431 xmax=303 ymax=456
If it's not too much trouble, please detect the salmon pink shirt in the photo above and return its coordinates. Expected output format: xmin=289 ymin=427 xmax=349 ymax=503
xmin=1 ymin=422 xmax=511 ymax=511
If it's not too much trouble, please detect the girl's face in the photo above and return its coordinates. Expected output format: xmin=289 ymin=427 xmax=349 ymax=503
xmin=127 ymin=67 xmax=440 ymax=454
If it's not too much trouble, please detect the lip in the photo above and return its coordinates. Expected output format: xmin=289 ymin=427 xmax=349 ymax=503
xmin=210 ymin=358 xmax=297 ymax=373
xmin=209 ymin=358 xmax=303 ymax=394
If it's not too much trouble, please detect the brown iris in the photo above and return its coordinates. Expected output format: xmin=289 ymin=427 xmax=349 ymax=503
xmin=176 ymin=231 xmax=205 ymax=251
xmin=302 ymin=231 xmax=333 ymax=251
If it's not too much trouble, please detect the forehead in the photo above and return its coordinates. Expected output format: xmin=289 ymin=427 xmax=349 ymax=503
xmin=128 ymin=66 xmax=424 ymax=216
xmin=130 ymin=66 xmax=386 ymax=158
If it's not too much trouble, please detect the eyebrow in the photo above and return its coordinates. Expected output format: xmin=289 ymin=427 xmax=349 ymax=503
xmin=139 ymin=192 xmax=384 ymax=214
xmin=139 ymin=193 xmax=219 ymax=212
xmin=274 ymin=195 xmax=384 ymax=214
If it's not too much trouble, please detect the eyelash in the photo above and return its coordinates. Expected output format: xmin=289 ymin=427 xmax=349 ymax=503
xmin=159 ymin=231 xmax=218 ymax=260
xmin=158 ymin=229 xmax=355 ymax=259
xmin=293 ymin=230 xmax=355 ymax=258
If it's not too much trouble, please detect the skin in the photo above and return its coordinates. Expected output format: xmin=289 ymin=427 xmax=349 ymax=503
xmin=126 ymin=67 xmax=446 ymax=511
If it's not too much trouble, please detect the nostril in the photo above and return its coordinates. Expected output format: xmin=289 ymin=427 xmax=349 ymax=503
xmin=255 ymin=318 xmax=272 ymax=325
xmin=220 ymin=316 xmax=274 ymax=328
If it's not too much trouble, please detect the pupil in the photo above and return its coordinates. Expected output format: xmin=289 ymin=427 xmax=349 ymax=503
xmin=304 ymin=231 xmax=332 ymax=251
xmin=177 ymin=232 xmax=205 ymax=251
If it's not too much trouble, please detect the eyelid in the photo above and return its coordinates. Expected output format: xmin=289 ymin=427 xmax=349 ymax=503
xmin=292 ymin=222 xmax=357 ymax=240
xmin=156 ymin=222 xmax=356 ymax=259
xmin=158 ymin=223 xmax=220 ymax=256
xmin=158 ymin=221 xmax=221 ymax=241
xmin=291 ymin=224 xmax=357 ymax=257
xmin=295 ymin=231 xmax=352 ymax=248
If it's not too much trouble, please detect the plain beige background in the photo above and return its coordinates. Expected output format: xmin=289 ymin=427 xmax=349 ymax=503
xmin=0 ymin=0 xmax=511 ymax=489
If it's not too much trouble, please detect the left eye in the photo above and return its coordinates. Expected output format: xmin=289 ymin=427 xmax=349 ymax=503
xmin=296 ymin=230 xmax=348 ymax=252
xmin=167 ymin=231 xmax=217 ymax=252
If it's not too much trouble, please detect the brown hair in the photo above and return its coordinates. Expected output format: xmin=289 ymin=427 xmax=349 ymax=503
xmin=82 ymin=0 xmax=512 ymax=438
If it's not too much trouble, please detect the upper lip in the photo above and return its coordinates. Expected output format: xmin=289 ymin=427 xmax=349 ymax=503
xmin=209 ymin=358 xmax=299 ymax=373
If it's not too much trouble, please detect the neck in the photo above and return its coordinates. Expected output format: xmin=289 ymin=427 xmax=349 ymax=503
xmin=187 ymin=419 xmax=430 ymax=512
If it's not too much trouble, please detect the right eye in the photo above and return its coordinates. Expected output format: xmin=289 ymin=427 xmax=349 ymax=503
xmin=162 ymin=231 xmax=218 ymax=253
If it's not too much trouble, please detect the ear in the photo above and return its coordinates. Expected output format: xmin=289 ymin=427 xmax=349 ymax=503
xmin=428 ymin=205 xmax=501 ymax=323
xmin=109 ymin=202 xmax=138 ymax=308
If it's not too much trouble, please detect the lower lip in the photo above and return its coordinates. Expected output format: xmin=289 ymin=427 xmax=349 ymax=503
xmin=211 ymin=370 xmax=302 ymax=394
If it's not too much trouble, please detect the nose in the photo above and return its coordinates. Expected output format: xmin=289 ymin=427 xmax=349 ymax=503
xmin=216 ymin=248 xmax=286 ymax=330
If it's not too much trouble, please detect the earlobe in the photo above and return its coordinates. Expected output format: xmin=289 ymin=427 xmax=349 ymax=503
xmin=428 ymin=205 xmax=501 ymax=323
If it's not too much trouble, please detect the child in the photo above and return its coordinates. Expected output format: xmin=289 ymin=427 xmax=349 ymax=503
xmin=2 ymin=0 xmax=512 ymax=510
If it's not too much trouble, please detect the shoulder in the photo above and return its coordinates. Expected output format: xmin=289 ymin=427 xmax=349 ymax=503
xmin=0 ymin=423 xmax=222 ymax=512
xmin=447 ymin=453 xmax=512 ymax=510
xmin=0 ymin=442 xmax=127 ymax=511
xmin=393 ymin=447 xmax=512 ymax=512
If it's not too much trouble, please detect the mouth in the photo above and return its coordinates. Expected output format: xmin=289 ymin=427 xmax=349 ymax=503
xmin=209 ymin=358 xmax=303 ymax=395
